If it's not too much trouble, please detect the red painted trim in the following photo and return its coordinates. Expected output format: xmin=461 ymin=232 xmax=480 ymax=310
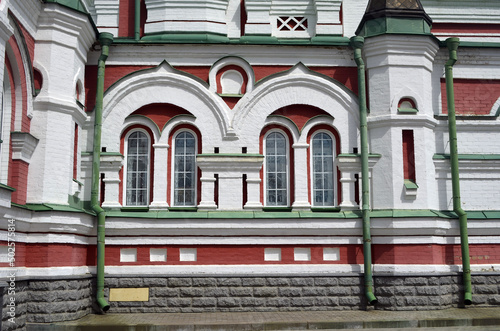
xmin=432 ymin=23 xmax=500 ymax=34
xmin=73 ymin=124 xmax=78 ymax=179
xmin=7 ymin=37 xmax=30 ymax=131
xmin=119 ymin=125 xmax=156 ymax=205
xmin=167 ymin=124 xmax=203 ymax=206
xmin=131 ymin=103 xmax=192 ymax=131
xmin=259 ymin=125 xmax=295 ymax=206
xmin=2 ymin=242 xmax=500 ymax=268
xmin=306 ymin=124 xmax=342 ymax=206
xmin=402 ymin=130 xmax=415 ymax=182
xmin=240 ymin=0 xmax=246 ymax=37
xmin=270 ymin=104 xmax=329 ymax=132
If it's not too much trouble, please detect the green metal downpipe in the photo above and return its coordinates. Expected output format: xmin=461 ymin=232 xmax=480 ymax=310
xmin=93 ymin=32 xmax=113 ymax=312
xmin=134 ymin=0 xmax=140 ymax=41
xmin=351 ymin=36 xmax=378 ymax=305
xmin=444 ymin=37 xmax=472 ymax=305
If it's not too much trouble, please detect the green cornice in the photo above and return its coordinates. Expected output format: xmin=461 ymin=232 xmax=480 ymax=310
xmin=357 ymin=17 xmax=432 ymax=38
xmin=113 ymin=34 xmax=350 ymax=46
xmin=44 ymin=0 xmax=88 ymax=14
xmin=10 ymin=203 xmax=500 ymax=220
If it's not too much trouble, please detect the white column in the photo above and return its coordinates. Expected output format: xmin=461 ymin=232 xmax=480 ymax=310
xmin=244 ymin=176 xmax=262 ymax=210
xmin=150 ymin=143 xmax=169 ymax=209
xmin=292 ymin=143 xmax=310 ymax=210
xmin=198 ymin=175 xmax=217 ymax=210
xmin=337 ymin=155 xmax=361 ymax=210
xmin=101 ymin=153 xmax=124 ymax=208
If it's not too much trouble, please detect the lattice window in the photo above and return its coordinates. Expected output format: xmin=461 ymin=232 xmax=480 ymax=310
xmin=277 ymin=16 xmax=308 ymax=32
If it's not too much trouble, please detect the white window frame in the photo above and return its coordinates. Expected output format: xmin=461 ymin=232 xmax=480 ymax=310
xmin=171 ymin=129 xmax=198 ymax=207
xmin=123 ymin=128 xmax=151 ymax=206
xmin=310 ymin=130 xmax=336 ymax=207
xmin=264 ymin=129 xmax=290 ymax=207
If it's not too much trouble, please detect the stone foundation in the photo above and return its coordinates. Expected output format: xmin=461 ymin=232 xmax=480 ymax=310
xmin=103 ymin=273 xmax=500 ymax=313
xmin=1 ymin=276 xmax=93 ymax=331
xmin=2 ymin=273 xmax=500 ymax=330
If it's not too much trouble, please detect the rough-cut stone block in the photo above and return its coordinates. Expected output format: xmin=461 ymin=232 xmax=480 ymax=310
xmin=279 ymin=287 xmax=302 ymax=297
xmin=291 ymin=297 xmax=315 ymax=307
xmin=167 ymin=298 xmax=191 ymax=307
xmin=230 ymin=287 xmax=253 ymax=297
xmin=180 ymin=287 xmax=204 ymax=297
xmin=314 ymin=278 xmax=338 ymax=286
xmin=192 ymin=298 xmax=216 ymax=307
xmin=204 ymin=288 xmax=229 ymax=297
xmin=193 ymin=278 xmax=217 ymax=287
xmin=169 ymin=278 xmax=192 ymax=287
xmin=302 ymin=287 xmax=327 ymax=296
xmin=290 ymin=278 xmax=314 ymax=287
xmin=338 ymin=277 xmax=360 ymax=286
xmin=266 ymin=278 xmax=290 ymax=286
xmin=253 ymin=287 xmax=278 ymax=297
xmin=217 ymin=297 xmax=241 ymax=307
xmin=327 ymin=287 xmax=351 ymax=296
xmin=242 ymin=278 xmax=266 ymax=287
xmin=152 ymin=287 xmax=179 ymax=297
xmin=142 ymin=278 xmax=168 ymax=287
xmin=240 ymin=297 xmax=265 ymax=307
xmin=217 ymin=278 xmax=242 ymax=287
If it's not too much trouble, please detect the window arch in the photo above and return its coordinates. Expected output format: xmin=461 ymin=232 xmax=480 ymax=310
xmin=307 ymin=125 xmax=341 ymax=207
xmin=124 ymin=129 xmax=151 ymax=206
xmin=172 ymin=130 xmax=197 ymax=206
xmin=264 ymin=130 xmax=290 ymax=207
xmin=311 ymin=131 xmax=336 ymax=207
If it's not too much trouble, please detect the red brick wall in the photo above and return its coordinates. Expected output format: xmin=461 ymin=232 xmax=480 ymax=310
xmin=441 ymin=78 xmax=500 ymax=115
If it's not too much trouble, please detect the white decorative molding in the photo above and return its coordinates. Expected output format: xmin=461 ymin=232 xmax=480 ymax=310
xmin=10 ymin=132 xmax=38 ymax=163
xmin=209 ymin=56 xmax=255 ymax=94
xmin=144 ymin=0 xmax=230 ymax=35
xmin=93 ymin=0 xmax=120 ymax=36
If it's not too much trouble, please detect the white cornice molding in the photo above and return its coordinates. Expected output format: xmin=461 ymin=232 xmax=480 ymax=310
xmin=36 ymin=3 xmax=96 ymax=62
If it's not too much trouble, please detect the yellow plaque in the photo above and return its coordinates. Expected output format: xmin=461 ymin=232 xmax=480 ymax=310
xmin=109 ymin=288 xmax=149 ymax=302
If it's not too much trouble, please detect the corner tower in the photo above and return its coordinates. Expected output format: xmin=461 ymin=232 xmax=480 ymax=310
xmin=356 ymin=0 xmax=439 ymax=209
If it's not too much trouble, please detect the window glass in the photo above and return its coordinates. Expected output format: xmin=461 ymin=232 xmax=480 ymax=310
xmin=174 ymin=131 xmax=196 ymax=206
xmin=126 ymin=131 xmax=149 ymax=206
xmin=312 ymin=132 xmax=334 ymax=206
xmin=266 ymin=132 xmax=287 ymax=206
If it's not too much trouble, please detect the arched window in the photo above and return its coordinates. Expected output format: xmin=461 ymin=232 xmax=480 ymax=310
xmin=173 ymin=131 xmax=197 ymax=206
xmin=311 ymin=132 xmax=335 ymax=206
xmin=265 ymin=131 xmax=288 ymax=206
xmin=125 ymin=130 xmax=150 ymax=206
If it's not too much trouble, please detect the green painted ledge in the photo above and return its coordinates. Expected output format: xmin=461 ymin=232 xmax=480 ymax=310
xmin=113 ymin=34 xmax=351 ymax=46
xmin=8 ymin=202 xmax=500 ymax=220
xmin=0 ymin=183 xmax=16 ymax=192
xmin=433 ymin=154 xmax=500 ymax=160
xmin=12 ymin=203 xmax=95 ymax=215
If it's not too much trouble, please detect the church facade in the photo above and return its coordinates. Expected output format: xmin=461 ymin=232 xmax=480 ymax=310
xmin=1 ymin=0 xmax=500 ymax=328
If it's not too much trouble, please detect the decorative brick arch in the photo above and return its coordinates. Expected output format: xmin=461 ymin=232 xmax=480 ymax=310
xmin=232 ymin=63 xmax=360 ymax=154
xmin=101 ymin=61 xmax=233 ymax=153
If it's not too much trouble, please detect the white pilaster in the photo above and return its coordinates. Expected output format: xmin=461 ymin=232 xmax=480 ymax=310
xmin=198 ymin=176 xmax=217 ymax=211
xmin=291 ymin=143 xmax=310 ymax=211
xmin=150 ymin=143 xmax=169 ymax=209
